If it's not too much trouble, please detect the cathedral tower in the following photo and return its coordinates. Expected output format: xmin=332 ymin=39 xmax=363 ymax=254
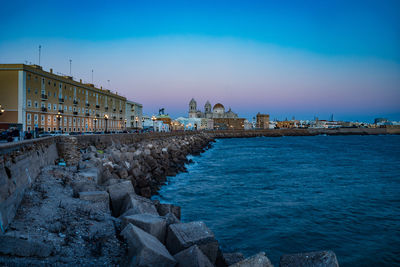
xmin=189 ymin=98 xmax=197 ymax=118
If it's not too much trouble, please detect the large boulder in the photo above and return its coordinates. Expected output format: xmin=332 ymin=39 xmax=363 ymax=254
xmin=166 ymin=221 xmax=219 ymax=264
xmin=122 ymin=214 xmax=167 ymax=243
xmin=174 ymin=245 xmax=214 ymax=267
xmin=79 ymin=191 xmax=110 ymax=212
xmin=154 ymin=202 xmax=181 ymax=220
xmin=121 ymin=223 xmax=176 ymax=267
xmin=120 ymin=193 xmax=158 ymax=217
xmin=279 ymin=250 xmax=339 ymax=267
xmin=229 ymin=252 xmax=273 ymax=267
xmin=107 ymin=180 xmax=135 ymax=216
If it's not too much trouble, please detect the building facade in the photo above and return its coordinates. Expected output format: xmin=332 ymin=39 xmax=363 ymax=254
xmin=256 ymin=113 xmax=270 ymax=129
xmin=126 ymin=100 xmax=143 ymax=129
xmin=0 ymin=64 xmax=126 ymax=133
xmin=188 ymin=98 xmax=238 ymax=119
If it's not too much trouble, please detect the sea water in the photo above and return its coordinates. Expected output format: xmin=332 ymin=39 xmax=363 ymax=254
xmin=153 ymin=135 xmax=400 ymax=266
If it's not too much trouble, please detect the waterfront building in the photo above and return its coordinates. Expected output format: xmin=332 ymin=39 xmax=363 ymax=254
xmin=213 ymin=118 xmax=245 ymax=130
xmin=243 ymin=119 xmax=253 ymax=130
xmin=126 ymin=100 xmax=143 ymax=129
xmin=188 ymin=98 xmax=238 ymax=119
xmin=256 ymin=113 xmax=270 ymax=129
xmin=0 ymin=64 xmax=126 ymax=133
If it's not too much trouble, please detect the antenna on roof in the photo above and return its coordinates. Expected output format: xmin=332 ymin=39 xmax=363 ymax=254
xmin=38 ymin=45 xmax=41 ymax=65
xmin=69 ymin=59 xmax=72 ymax=76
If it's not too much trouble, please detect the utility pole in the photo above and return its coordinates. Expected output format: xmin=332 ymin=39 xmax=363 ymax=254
xmin=38 ymin=45 xmax=41 ymax=65
xmin=69 ymin=59 xmax=72 ymax=76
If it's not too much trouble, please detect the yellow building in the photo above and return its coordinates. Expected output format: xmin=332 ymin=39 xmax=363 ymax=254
xmin=0 ymin=64 xmax=126 ymax=133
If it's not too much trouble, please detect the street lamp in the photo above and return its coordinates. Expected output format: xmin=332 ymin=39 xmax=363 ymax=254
xmin=0 ymin=104 xmax=4 ymax=116
xmin=94 ymin=117 xmax=98 ymax=132
xmin=151 ymin=115 xmax=156 ymax=132
xmin=104 ymin=114 xmax=109 ymax=133
xmin=135 ymin=116 xmax=139 ymax=128
xmin=56 ymin=112 xmax=62 ymax=133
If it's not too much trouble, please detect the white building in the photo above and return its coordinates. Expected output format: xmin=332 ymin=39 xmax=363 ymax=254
xmin=126 ymin=100 xmax=143 ymax=129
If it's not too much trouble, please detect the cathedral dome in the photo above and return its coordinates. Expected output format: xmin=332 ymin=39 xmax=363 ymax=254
xmin=213 ymin=103 xmax=225 ymax=113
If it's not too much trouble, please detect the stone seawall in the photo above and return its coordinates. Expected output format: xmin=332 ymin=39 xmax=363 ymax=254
xmin=0 ymin=137 xmax=58 ymax=232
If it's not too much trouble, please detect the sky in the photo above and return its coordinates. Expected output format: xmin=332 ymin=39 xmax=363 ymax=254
xmin=0 ymin=0 xmax=399 ymax=122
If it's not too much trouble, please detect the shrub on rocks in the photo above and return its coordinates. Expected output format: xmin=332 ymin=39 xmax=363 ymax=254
xmin=279 ymin=250 xmax=339 ymax=267
xmin=166 ymin=221 xmax=219 ymax=264
xmin=121 ymin=223 xmax=176 ymax=267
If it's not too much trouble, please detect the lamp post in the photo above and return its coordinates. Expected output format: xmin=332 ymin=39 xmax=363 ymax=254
xmin=56 ymin=112 xmax=62 ymax=133
xmin=135 ymin=116 xmax=139 ymax=129
xmin=151 ymin=115 xmax=156 ymax=132
xmin=94 ymin=117 xmax=98 ymax=132
xmin=0 ymin=104 xmax=4 ymax=116
xmin=104 ymin=114 xmax=109 ymax=133
xmin=124 ymin=119 xmax=127 ymax=131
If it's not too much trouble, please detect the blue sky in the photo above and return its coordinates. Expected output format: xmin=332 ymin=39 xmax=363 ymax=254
xmin=1 ymin=0 xmax=399 ymax=121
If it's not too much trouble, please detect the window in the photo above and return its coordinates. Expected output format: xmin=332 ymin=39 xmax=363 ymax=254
xmin=34 ymin=101 xmax=38 ymax=108
xmin=34 ymin=114 xmax=38 ymax=123
xmin=48 ymin=115 xmax=51 ymax=123
xmin=27 ymin=113 xmax=31 ymax=122
xmin=48 ymin=80 xmax=50 ymax=85
xmin=41 ymin=102 xmax=45 ymax=108
xmin=42 ymin=78 xmax=45 ymax=85
xmin=35 ymin=89 xmax=38 ymax=94
xmin=28 ymin=127 xmax=31 ymax=131
xmin=69 ymin=106 xmax=72 ymax=112
xmin=59 ymin=104 xmax=62 ymax=110
xmin=41 ymin=115 xmax=45 ymax=125
xmin=27 ymin=74 xmax=31 ymax=80
xmin=54 ymin=82 xmax=56 ymax=87
xmin=48 ymin=127 xmax=50 ymax=131
xmin=27 ymin=87 xmax=31 ymax=93
xmin=48 ymin=103 xmax=51 ymax=110
xmin=64 ymin=106 xmax=67 ymax=112
xmin=54 ymin=92 xmax=56 ymax=98
xmin=27 ymin=100 xmax=32 ymax=107
xmin=53 ymin=104 xmax=57 ymax=111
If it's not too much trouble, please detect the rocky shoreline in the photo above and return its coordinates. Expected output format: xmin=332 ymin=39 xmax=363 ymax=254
xmin=0 ymin=132 xmax=342 ymax=266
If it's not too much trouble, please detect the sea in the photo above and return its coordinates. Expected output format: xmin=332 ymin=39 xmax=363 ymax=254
xmin=153 ymin=135 xmax=400 ymax=266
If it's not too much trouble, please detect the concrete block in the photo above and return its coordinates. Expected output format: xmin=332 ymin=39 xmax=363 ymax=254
xmin=107 ymin=180 xmax=135 ymax=216
xmin=121 ymin=223 xmax=176 ymax=267
xmin=120 ymin=193 xmax=158 ymax=217
xmin=79 ymin=191 xmax=109 ymax=202
xmin=174 ymin=245 xmax=214 ymax=267
xmin=279 ymin=250 xmax=339 ymax=267
xmin=166 ymin=221 xmax=219 ymax=263
xmin=156 ymin=202 xmax=181 ymax=220
xmin=229 ymin=252 xmax=273 ymax=267
xmin=122 ymin=213 xmax=167 ymax=243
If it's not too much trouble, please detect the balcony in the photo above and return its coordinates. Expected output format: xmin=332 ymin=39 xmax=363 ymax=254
xmin=58 ymin=109 xmax=64 ymax=113
xmin=73 ymin=100 xmax=78 ymax=105
xmin=59 ymin=98 xmax=64 ymax=103
xmin=85 ymin=103 xmax=90 ymax=107
xmin=96 ymin=104 xmax=100 ymax=109
xmin=41 ymin=94 xmax=48 ymax=100
xmin=85 ymin=113 xmax=90 ymax=116
xmin=41 ymin=107 xmax=47 ymax=112
xmin=73 ymin=111 xmax=78 ymax=116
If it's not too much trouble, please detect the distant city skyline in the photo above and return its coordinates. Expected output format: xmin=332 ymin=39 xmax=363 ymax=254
xmin=0 ymin=0 xmax=399 ymax=122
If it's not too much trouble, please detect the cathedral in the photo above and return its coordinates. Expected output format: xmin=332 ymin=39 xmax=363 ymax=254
xmin=188 ymin=98 xmax=238 ymax=119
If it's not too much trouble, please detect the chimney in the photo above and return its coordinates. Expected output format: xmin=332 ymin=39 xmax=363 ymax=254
xmin=50 ymin=68 xmax=53 ymax=73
